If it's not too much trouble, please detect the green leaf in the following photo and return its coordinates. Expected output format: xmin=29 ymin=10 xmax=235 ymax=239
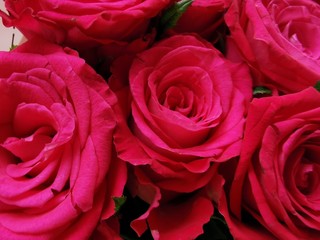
xmin=253 ymin=86 xmax=272 ymax=96
xmin=9 ymin=44 xmax=17 ymax=51
xmin=113 ymin=195 xmax=127 ymax=212
xmin=196 ymin=211 xmax=233 ymax=240
xmin=160 ymin=0 xmax=193 ymax=32
xmin=211 ymin=216 xmax=228 ymax=226
xmin=314 ymin=81 xmax=320 ymax=92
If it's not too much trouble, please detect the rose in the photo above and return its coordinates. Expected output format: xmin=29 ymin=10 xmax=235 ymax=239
xmin=1 ymin=0 xmax=173 ymax=45
xmin=111 ymin=34 xmax=252 ymax=239
xmin=215 ymin=87 xmax=320 ymax=239
xmin=0 ymin=0 xmax=173 ymax=58
xmin=172 ymin=0 xmax=231 ymax=40
xmin=0 ymin=39 xmax=126 ymax=239
xmin=225 ymin=0 xmax=320 ymax=93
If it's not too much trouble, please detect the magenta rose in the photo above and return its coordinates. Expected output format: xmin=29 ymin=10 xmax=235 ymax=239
xmin=225 ymin=0 xmax=320 ymax=93
xmin=111 ymin=34 xmax=252 ymax=239
xmin=214 ymin=88 xmax=320 ymax=239
xmin=0 ymin=0 xmax=173 ymax=55
xmin=0 ymin=39 xmax=126 ymax=239
xmin=172 ymin=0 xmax=231 ymax=40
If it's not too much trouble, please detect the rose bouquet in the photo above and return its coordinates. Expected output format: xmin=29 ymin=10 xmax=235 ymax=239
xmin=0 ymin=0 xmax=320 ymax=239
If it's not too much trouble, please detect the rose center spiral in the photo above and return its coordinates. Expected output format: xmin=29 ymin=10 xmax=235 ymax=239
xmin=1 ymin=103 xmax=56 ymax=163
xmin=295 ymin=161 xmax=318 ymax=195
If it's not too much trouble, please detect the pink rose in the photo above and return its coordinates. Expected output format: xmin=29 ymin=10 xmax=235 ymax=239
xmin=111 ymin=35 xmax=252 ymax=239
xmin=172 ymin=0 xmax=231 ymax=40
xmin=215 ymin=88 xmax=320 ymax=239
xmin=225 ymin=0 xmax=320 ymax=93
xmin=0 ymin=0 xmax=173 ymax=55
xmin=0 ymin=39 xmax=126 ymax=239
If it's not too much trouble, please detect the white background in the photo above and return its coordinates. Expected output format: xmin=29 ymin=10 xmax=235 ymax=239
xmin=0 ymin=1 xmax=24 ymax=51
